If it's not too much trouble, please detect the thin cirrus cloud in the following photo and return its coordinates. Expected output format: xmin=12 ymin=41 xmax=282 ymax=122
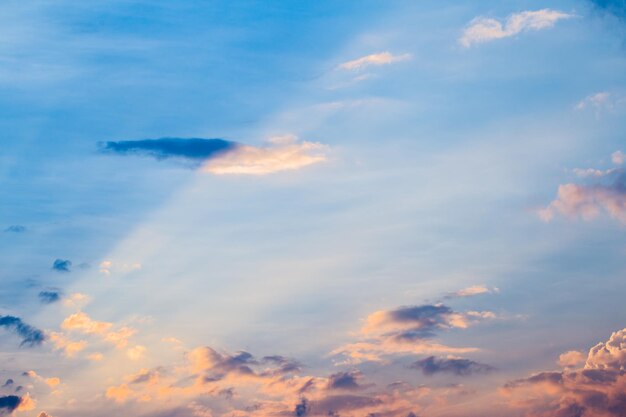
xmin=502 ymin=328 xmax=626 ymax=417
xmin=445 ymin=285 xmax=498 ymax=299
xmin=101 ymin=136 xmax=328 ymax=175
xmin=538 ymin=152 xmax=626 ymax=224
xmin=337 ymin=52 xmax=411 ymax=71
xmin=460 ymin=9 xmax=573 ymax=47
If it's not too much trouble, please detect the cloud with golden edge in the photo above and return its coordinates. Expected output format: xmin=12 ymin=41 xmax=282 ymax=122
xmin=201 ymin=135 xmax=327 ymax=175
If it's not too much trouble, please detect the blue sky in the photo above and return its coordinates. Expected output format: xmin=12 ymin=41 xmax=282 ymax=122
xmin=1 ymin=1 xmax=626 ymax=417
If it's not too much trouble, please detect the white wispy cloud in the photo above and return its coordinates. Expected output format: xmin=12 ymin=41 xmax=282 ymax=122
xmin=202 ymin=135 xmax=328 ymax=175
xmin=338 ymin=52 xmax=411 ymax=70
xmin=460 ymin=9 xmax=573 ymax=47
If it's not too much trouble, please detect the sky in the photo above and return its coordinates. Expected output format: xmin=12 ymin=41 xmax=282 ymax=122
xmin=0 ymin=1 xmax=626 ymax=416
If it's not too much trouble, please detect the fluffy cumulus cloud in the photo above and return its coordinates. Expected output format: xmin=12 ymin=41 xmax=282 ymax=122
xmin=0 ymin=316 xmax=45 ymax=347
xmin=337 ymin=52 xmax=411 ymax=70
xmin=502 ymin=328 xmax=626 ymax=417
xmin=102 ymin=136 xmax=328 ymax=175
xmin=539 ymin=164 xmax=626 ymax=224
xmin=332 ymin=304 xmax=494 ymax=363
xmin=460 ymin=9 xmax=573 ymax=47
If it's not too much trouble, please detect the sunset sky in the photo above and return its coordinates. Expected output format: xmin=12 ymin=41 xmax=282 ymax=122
xmin=1 ymin=1 xmax=626 ymax=417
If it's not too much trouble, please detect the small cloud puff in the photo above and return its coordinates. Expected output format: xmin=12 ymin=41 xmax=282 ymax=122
xmin=51 ymin=259 xmax=71 ymax=273
xmin=38 ymin=290 xmax=62 ymax=305
xmin=337 ymin=52 xmax=411 ymax=71
xmin=460 ymin=9 xmax=573 ymax=47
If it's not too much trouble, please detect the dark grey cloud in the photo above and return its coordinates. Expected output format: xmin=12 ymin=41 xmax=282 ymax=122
xmin=294 ymin=398 xmax=308 ymax=417
xmin=195 ymin=347 xmax=302 ymax=382
xmin=38 ymin=290 xmax=62 ymax=304
xmin=0 ymin=396 xmax=21 ymax=415
xmin=52 ymin=259 xmax=71 ymax=272
xmin=261 ymin=355 xmax=303 ymax=376
xmin=388 ymin=304 xmax=456 ymax=341
xmin=0 ymin=316 xmax=45 ymax=346
xmin=0 ymin=380 xmax=12 ymax=388
xmin=3 ymin=225 xmax=25 ymax=233
xmin=410 ymin=356 xmax=494 ymax=376
xmin=327 ymin=370 xmax=363 ymax=391
xmin=100 ymin=138 xmax=239 ymax=164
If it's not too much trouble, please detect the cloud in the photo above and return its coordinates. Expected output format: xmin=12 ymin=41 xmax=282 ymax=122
xmin=100 ymin=138 xmax=237 ymax=161
xmin=538 ymin=171 xmax=626 ymax=224
xmin=60 ymin=312 xmax=135 ymax=349
xmin=102 ymin=136 xmax=328 ymax=175
xmin=51 ymin=259 xmax=71 ymax=273
xmin=3 ymin=225 xmax=25 ymax=233
xmin=338 ymin=52 xmax=411 ymax=70
xmin=201 ymin=135 xmax=327 ymax=175
xmin=576 ymin=91 xmax=613 ymax=111
xmin=98 ymin=260 xmax=142 ymax=275
xmin=445 ymin=285 xmax=498 ymax=299
xmin=38 ymin=290 xmax=62 ymax=304
xmin=460 ymin=9 xmax=573 ymax=47
xmin=613 ymin=151 xmax=625 ymax=165
xmin=0 ymin=396 xmax=21 ymax=415
xmin=558 ymin=351 xmax=586 ymax=368
xmin=48 ymin=332 xmax=87 ymax=357
xmin=502 ymin=328 xmax=626 ymax=417
xmin=127 ymin=345 xmax=147 ymax=361
xmin=332 ymin=304 xmax=494 ymax=363
xmin=409 ymin=356 xmax=494 ymax=376
xmin=326 ymin=371 xmax=365 ymax=391
xmin=0 ymin=316 xmax=45 ymax=347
